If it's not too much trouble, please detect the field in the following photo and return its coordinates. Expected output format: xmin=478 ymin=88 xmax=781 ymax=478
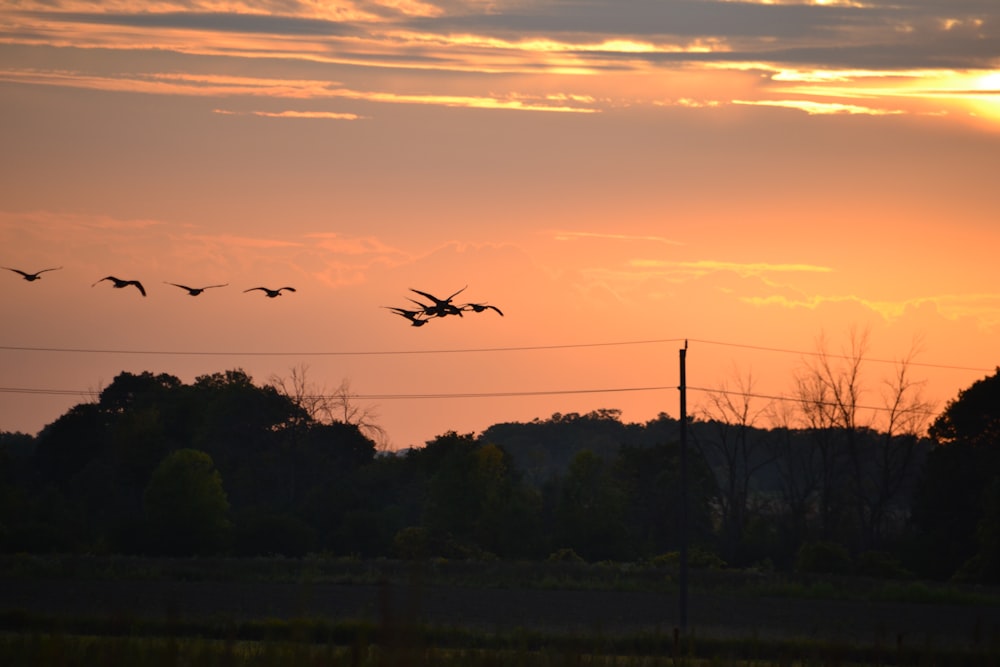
xmin=2 ymin=555 xmax=999 ymax=665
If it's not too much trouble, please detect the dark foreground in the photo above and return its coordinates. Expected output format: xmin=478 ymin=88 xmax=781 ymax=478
xmin=4 ymin=576 xmax=998 ymax=651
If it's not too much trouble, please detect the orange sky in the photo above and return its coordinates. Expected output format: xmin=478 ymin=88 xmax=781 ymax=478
xmin=1 ymin=0 xmax=999 ymax=449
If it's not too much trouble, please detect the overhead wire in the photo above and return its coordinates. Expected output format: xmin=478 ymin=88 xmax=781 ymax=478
xmin=0 ymin=337 xmax=990 ymax=372
xmin=0 ymin=338 xmax=685 ymax=357
xmin=0 ymin=336 xmax=991 ymax=409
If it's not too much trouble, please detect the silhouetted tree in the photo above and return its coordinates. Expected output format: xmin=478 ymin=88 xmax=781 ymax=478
xmin=554 ymin=449 xmax=628 ymax=561
xmin=910 ymin=368 xmax=1000 ymax=580
xmin=792 ymin=329 xmax=932 ymax=553
xmin=143 ymin=448 xmax=232 ymax=556
xmin=696 ymin=369 xmax=776 ymax=565
xmin=614 ymin=440 xmax=717 ymax=559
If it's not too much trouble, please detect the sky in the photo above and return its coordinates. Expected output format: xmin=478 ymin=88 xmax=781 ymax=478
xmin=1 ymin=0 xmax=999 ymax=450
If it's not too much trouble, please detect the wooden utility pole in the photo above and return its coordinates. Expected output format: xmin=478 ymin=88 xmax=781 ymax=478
xmin=679 ymin=340 xmax=688 ymax=631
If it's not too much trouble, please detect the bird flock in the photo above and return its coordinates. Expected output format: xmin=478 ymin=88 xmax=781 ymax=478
xmin=5 ymin=266 xmax=502 ymax=327
xmin=384 ymin=286 xmax=503 ymax=327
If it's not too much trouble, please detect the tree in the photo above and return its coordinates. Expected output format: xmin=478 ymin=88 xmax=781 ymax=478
xmin=554 ymin=449 xmax=628 ymax=561
xmin=696 ymin=369 xmax=776 ymax=565
xmin=143 ymin=448 xmax=232 ymax=555
xmin=911 ymin=369 xmax=1000 ymax=580
xmin=190 ymin=369 xmax=306 ymax=510
xmin=271 ymin=366 xmax=388 ymax=451
xmin=613 ymin=441 xmax=716 ymax=559
xmin=792 ymin=328 xmax=932 ymax=552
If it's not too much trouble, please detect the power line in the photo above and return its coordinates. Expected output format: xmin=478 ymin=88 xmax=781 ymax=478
xmin=0 ymin=387 xmax=90 ymax=397
xmin=0 ymin=338 xmax=685 ymax=357
xmin=1 ymin=337 xmax=990 ymax=372
xmin=689 ymin=338 xmax=993 ymax=373
xmin=686 ymin=385 xmax=934 ymax=416
xmin=0 ymin=383 xmax=942 ymax=415
xmin=0 ymin=384 xmax=674 ymax=400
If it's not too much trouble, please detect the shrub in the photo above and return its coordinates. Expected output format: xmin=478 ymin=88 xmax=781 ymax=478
xmin=855 ymin=550 xmax=913 ymax=579
xmin=547 ymin=548 xmax=585 ymax=563
xmin=794 ymin=541 xmax=851 ymax=574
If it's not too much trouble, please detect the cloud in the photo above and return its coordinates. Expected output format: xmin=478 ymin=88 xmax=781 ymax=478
xmin=1 ymin=1 xmax=998 ymax=123
xmin=214 ymin=109 xmax=365 ymax=120
xmin=551 ymin=230 xmax=684 ymax=244
xmin=741 ymin=292 xmax=1000 ymax=331
xmin=629 ymin=259 xmax=834 ymax=277
xmin=733 ymin=99 xmax=904 ymax=115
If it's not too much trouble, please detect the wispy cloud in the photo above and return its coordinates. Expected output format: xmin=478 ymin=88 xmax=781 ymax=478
xmin=2 ymin=1 xmax=997 ymax=124
xmin=629 ymin=259 xmax=834 ymax=277
xmin=742 ymin=293 xmax=1000 ymax=329
xmin=552 ymin=231 xmax=684 ymax=244
xmin=0 ymin=69 xmax=600 ymax=113
xmin=214 ymin=109 xmax=365 ymax=120
xmin=733 ymin=99 xmax=904 ymax=115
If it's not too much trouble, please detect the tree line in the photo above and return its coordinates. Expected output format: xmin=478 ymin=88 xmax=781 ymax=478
xmin=1 ymin=363 xmax=998 ymax=583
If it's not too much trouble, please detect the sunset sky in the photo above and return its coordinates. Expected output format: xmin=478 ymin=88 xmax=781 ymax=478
xmin=2 ymin=0 xmax=999 ymax=449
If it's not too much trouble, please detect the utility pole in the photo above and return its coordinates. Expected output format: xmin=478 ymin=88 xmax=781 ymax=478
xmin=679 ymin=339 xmax=688 ymax=631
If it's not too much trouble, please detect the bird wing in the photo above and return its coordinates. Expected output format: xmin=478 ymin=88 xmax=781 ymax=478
xmin=205 ymin=283 xmax=229 ymax=289
xmin=165 ymin=282 xmax=192 ymax=290
xmin=4 ymin=267 xmax=30 ymax=277
xmin=281 ymin=287 xmax=296 ymax=292
xmin=446 ymin=285 xmax=468 ymax=301
xmin=487 ymin=305 xmax=504 ymax=316
xmin=409 ymin=288 xmax=444 ymax=305
xmin=92 ymin=276 xmax=114 ymax=287
xmin=244 ymin=287 xmax=265 ymax=293
xmin=40 ymin=267 xmax=62 ymax=274
xmin=130 ymin=281 xmax=147 ymax=296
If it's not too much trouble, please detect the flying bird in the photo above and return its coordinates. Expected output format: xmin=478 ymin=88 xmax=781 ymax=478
xmin=461 ymin=302 xmax=504 ymax=316
xmin=409 ymin=286 xmax=466 ymax=318
xmin=244 ymin=286 xmax=296 ymax=298
xmin=165 ymin=282 xmax=228 ymax=296
xmin=384 ymin=306 xmax=431 ymax=327
xmin=4 ymin=266 xmax=62 ymax=281
xmin=92 ymin=276 xmax=146 ymax=296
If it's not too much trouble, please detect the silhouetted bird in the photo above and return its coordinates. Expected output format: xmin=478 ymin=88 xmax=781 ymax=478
xmin=244 ymin=286 xmax=296 ymax=298
xmin=384 ymin=306 xmax=430 ymax=327
xmin=92 ymin=276 xmax=146 ymax=296
xmin=461 ymin=302 xmax=504 ymax=316
xmin=4 ymin=266 xmax=62 ymax=281
xmin=409 ymin=286 xmax=466 ymax=318
xmin=165 ymin=281 xmax=228 ymax=296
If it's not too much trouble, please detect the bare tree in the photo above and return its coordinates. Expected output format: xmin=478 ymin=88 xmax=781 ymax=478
xmin=328 ymin=378 xmax=389 ymax=452
xmin=696 ymin=368 xmax=777 ymax=563
xmin=793 ymin=328 xmax=933 ymax=551
xmin=863 ymin=344 xmax=935 ymax=547
xmin=766 ymin=396 xmax=821 ymax=556
xmin=794 ymin=328 xmax=865 ymax=542
xmin=270 ymin=366 xmax=390 ymax=451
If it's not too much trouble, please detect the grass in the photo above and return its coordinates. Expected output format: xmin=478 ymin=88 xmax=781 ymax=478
xmin=3 ymin=553 xmax=998 ymax=607
xmin=2 ymin=555 xmax=999 ymax=666
xmin=1 ymin=619 xmax=997 ymax=666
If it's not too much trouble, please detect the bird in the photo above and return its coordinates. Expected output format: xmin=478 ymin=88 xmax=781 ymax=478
xmin=3 ymin=266 xmax=62 ymax=281
xmin=244 ymin=286 xmax=296 ymax=298
xmin=409 ymin=286 xmax=466 ymax=318
xmin=164 ymin=282 xmax=228 ymax=296
xmin=92 ymin=276 xmax=146 ymax=296
xmin=384 ymin=306 xmax=431 ymax=327
xmin=461 ymin=302 xmax=504 ymax=316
